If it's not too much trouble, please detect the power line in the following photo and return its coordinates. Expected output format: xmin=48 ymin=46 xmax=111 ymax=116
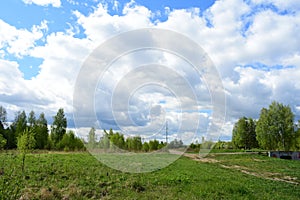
xmin=166 ymin=121 xmax=168 ymax=144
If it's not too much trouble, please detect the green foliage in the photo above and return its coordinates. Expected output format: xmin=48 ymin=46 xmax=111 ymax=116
xmin=142 ymin=142 xmax=149 ymax=152
xmin=0 ymin=106 xmax=7 ymax=140
xmin=188 ymin=142 xmax=201 ymax=152
xmin=33 ymin=112 xmax=48 ymax=149
xmin=0 ymin=106 xmax=7 ymax=124
xmin=0 ymin=106 xmax=84 ymax=152
xmin=98 ymin=133 xmax=110 ymax=149
xmin=126 ymin=136 xmax=142 ymax=151
xmin=45 ymin=135 xmax=54 ymax=150
xmin=295 ymin=121 xmax=300 ymax=150
xmin=87 ymin=127 xmax=96 ymax=148
xmin=17 ymin=128 xmax=36 ymax=171
xmin=168 ymin=139 xmax=184 ymax=148
xmin=99 ymin=129 xmax=126 ymax=150
xmin=2 ymin=128 xmax=16 ymax=149
xmin=51 ymin=108 xmax=67 ymax=148
xmin=232 ymin=117 xmax=258 ymax=149
xmin=214 ymin=141 xmax=234 ymax=150
xmin=158 ymin=141 xmax=166 ymax=149
xmin=17 ymin=129 xmax=36 ymax=153
xmin=201 ymin=140 xmax=215 ymax=149
xmin=0 ymin=134 xmax=6 ymax=149
xmin=256 ymin=101 xmax=295 ymax=150
xmin=0 ymin=108 xmax=7 ymax=149
xmin=188 ymin=141 xmax=235 ymax=153
xmin=110 ymin=131 xmax=125 ymax=150
xmin=5 ymin=111 xmax=28 ymax=149
xmin=28 ymin=110 xmax=36 ymax=127
xmin=95 ymin=129 xmax=167 ymax=152
xmin=149 ymin=139 xmax=159 ymax=151
xmin=57 ymin=130 xmax=85 ymax=151
xmin=13 ymin=111 xmax=27 ymax=137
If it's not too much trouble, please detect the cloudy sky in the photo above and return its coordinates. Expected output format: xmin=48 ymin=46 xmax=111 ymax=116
xmin=0 ymin=0 xmax=300 ymax=142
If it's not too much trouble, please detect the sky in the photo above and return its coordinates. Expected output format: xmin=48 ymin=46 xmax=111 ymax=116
xmin=0 ymin=0 xmax=300 ymax=142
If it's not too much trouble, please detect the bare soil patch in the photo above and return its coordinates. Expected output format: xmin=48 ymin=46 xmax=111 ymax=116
xmin=184 ymin=153 xmax=299 ymax=185
xmin=184 ymin=153 xmax=219 ymax=163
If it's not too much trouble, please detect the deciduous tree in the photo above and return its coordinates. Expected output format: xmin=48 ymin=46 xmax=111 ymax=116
xmin=232 ymin=117 xmax=258 ymax=149
xmin=256 ymin=101 xmax=295 ymax=150
xmin=28 ymin=110 xmax=36 ymax=127
xmin=0 ymin=134 xmax=6 ymax=150
xmin=34 ymin=113 xmax=48 ymax=149
xmin=88 ymin=127 xmax=96 ymax=148
xmin=51 ymin=108 xmax=67 ymax=147
xmin=14 ymin=111 xmax=27 ymax=136
xmin=17 ymin=128 xmax=36 ymax=171
xmin=0 ymin=106 xmax=7 ymax=127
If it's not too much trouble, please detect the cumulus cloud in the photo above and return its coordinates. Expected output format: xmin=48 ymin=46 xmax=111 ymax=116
xmin=0 ymin=59 xmax=53 ymax=117
xmin=73 ymin=2 xmax=153 ymax=44
xmin=1 ymin=0 xmax=300 ymax=140
xmin=251 ymin=0 xmax=300 ymax=13
xmin=244 ymin=10 xmax=300 ymax=65
xmin=0 ymin=20 xmax=48 ymax=58
xmin=29 ymin=32 xmax=92 ymax=113
xmin=0 ymin=20 xmax=90 ymax=116
xmin=22 ymin=0 xmax=61 ymax=8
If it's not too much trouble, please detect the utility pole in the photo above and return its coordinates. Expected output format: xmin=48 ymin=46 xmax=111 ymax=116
xmin=166 ymin=121 xmax=168 ymax=144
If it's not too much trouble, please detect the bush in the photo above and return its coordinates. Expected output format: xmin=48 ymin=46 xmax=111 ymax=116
xmin=0 ymin=134 xmax=6 ymax=150
xmin=57 ymin=131 xmax=85 ymax=151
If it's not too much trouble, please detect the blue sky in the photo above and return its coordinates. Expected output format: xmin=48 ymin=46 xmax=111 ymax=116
xmin=0 ymin=0 xmax=300 ymax=142
xmin=0 ymin=0 xmax=216 ymax=80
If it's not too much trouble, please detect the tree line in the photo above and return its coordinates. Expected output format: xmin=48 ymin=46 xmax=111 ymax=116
xmin=232 ymin=101 xmax=300 ymax=151
xmin=0 ymin=106 xmax=85 ymax=151
xmin=6 ymin=101 xmax=296 ymax=153
xmin=0 ymin=105 xmax=185 ymax=152
xmin=87 ymin=128 xmax=185 ymax=152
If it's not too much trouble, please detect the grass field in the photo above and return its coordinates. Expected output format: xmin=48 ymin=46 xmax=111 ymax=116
xmin=0 ymin=151 xmax=300 ymax=199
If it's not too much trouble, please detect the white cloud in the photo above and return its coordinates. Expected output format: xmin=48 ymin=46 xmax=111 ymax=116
xmin=74 ymin=2 xmax=153 ymax=44
xmin=0 ymin=59 xmax=54 ymax=117
xmin=225 ymin=65 xmax=300 ymax=120
xmin=219 ymin=121 xmax=235 ymax=140
xmin=0 ymin=19 xmax=48 ymax=58
xmin=156 ymin=0 xmax=250 ymax=78
xmin=154 ymin=0 xmax=300 ymax=120
xmin=22 ymin=0 xmax=61 ymax=8
xmin=1 ymin=0 xmax=300 ymax=140
xmin=29 ymin=31 xmax=92 ymax=113
xmin=251 ymin=0 xmax=300 ymax=12
xmin=0 ymin=19 xmax=90 ymax=114
xmin=0 ymin=59 xmax=25 ymax=94
xmin=244 ymin=10 xmax=300 ymax=65
xmin=66 ymin=0 xmax=79 ymax=6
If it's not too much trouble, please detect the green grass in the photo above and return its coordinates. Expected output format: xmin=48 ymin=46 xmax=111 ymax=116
xmin=212 ymin=153 xmax=300 ymax=182
xmin=92 ymin=152 xmax=181 ymax=173
xmin=0 ymin=151 xmax=300 ymax=199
